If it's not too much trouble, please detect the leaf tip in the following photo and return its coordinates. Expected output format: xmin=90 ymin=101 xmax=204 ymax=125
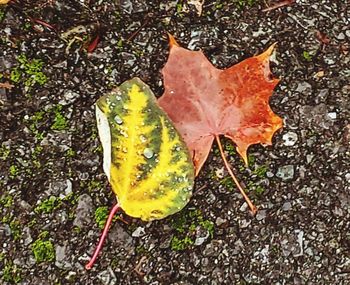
xmin=167 ymin=33 xmax=180 ymax=48
xmin=257 ymin=42 xmax=277 ymax=61
xmin=236 ymin=146 xmax=249 ymax=166
xmin=266 ymin=42 xmax=278 ymax=56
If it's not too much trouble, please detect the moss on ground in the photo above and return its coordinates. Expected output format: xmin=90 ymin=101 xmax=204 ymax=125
xmin=1 ymin=260 xmax=22 ymax=284
xmin=32 ymin=232 xmax=55 ymax=263
xmin=170 ymin=208 xmax=214 ymax=251
xmin=10 ymin=54 xmax=47 ymax=88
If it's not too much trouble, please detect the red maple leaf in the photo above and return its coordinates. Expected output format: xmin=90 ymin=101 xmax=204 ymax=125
xmin=158 ymin=35 xmax=283 ymax=213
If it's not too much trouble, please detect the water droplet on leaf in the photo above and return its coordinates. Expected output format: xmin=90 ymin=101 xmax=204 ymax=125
xmin=143 ymin=148 xmax=154 ymax=159
xmin=120 ymin=130 xmax=128 ymax=138
xmin=114 ymin=115 xmax=123 ymax=124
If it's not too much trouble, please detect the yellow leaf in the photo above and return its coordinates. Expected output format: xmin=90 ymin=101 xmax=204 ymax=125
xmin=96 ymin=77 xmax=194 ymax=221
xmin=0 ymin=0 xmax=10 ymax=5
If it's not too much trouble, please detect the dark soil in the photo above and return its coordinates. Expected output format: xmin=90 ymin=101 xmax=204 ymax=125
xmin=0 ymin=0 xmax=349 ymax=284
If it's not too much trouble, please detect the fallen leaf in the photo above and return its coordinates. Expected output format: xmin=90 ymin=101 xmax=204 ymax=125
xmin=87 ymin=35 xmax=100 ymax=53
xmin=187 ymin=0 xmax=205 ymax=16
xmin=60 ymin=25 xmax=87 ymax=41
xmin=342 ymin=124 xmax=350 ymax=144
xmin=314 ymin=70 xmax=325 ymax=78
xmin=96 ymin=77 xmax=194 ymax=220
xmin=0 ymin=0 xmax=10 ymax=4
xmin=0 ymin=82 xmax=14 ymax=89
xmin=315 ymin=30 xmax=330 ymax=45
xmin=340 ymin=44 xmax=349 ymax=55
xmin=86 ymin=77 xmax=194 ymax=269
xmin=158 ymin=35 xmax=283 ymax=213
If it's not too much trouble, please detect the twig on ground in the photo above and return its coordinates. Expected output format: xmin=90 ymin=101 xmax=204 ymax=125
xmin=134 ymin=256 xmax=148 ymax=276
xmin=195 ymin=184 xmax=207 ymax=193
xmin=127 ymin=14 xmax=152 ymax=42
xmin=31 ymin=18 xmax=58 ymax=32
xmin=262 ymin=0 xmax=295 ymax=12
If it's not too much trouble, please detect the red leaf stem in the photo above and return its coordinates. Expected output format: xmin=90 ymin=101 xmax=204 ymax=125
xmin=215 ymin=135 xmax=257 ymax=215
xmin=85 ymin=203 xmax=121 ymax=270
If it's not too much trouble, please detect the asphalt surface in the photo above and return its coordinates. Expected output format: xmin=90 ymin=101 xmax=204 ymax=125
xmin=0 ymin=1 xmax=349 ymax=284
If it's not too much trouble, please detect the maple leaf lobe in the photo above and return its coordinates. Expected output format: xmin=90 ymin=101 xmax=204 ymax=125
xmin=158 ymin=37 xmax=283 ymax=174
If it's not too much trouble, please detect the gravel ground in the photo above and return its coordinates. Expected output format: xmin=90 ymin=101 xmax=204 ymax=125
xmin=0 ymin=0 xmax=349 ymax=284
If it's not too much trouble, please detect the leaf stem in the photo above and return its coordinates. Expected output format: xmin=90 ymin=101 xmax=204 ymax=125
xmin=85 ymin=203 xmax=121 ymax=270
xmin=215 ymin=135 xmax=257 ymax=215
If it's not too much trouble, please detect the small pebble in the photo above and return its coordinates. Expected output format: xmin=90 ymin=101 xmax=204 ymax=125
xmin=282 ymin=132 xmax=298 ymax=146
xmin=276 ymin=165 xmax=294 ymax=181
xmin=327 ymin=112 xmax=337 ymax=119
xmin=132 ymin=227 xmax=146 ymax=237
